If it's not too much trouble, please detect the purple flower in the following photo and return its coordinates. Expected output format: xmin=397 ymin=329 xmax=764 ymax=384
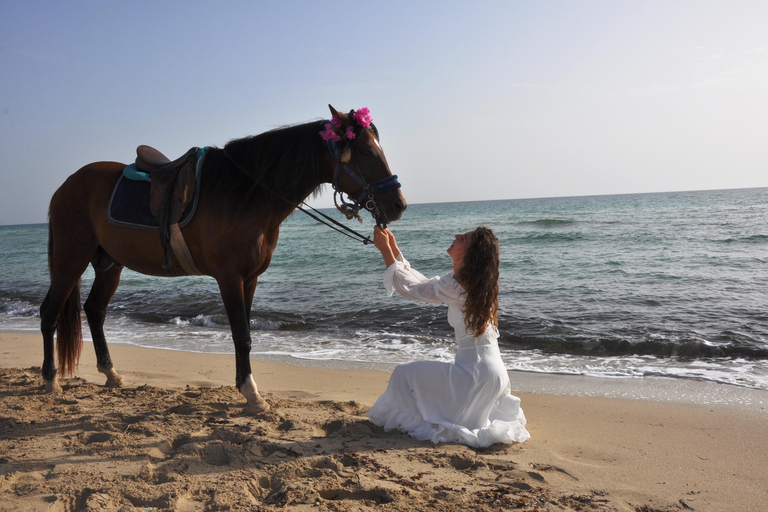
xmin=345 ymin=126 xmax=356 ymax=140
xmin=331 ymin=114 xmax=342 ymax=128
xmin=352 ymin=107 xmax=372 ymax=127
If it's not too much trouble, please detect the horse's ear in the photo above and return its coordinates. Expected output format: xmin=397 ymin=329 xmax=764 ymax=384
xmin=328 ymin=105 xmax=351 ymax=125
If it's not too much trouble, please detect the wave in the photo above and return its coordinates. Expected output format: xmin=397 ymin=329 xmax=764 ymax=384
xmin=107 ymin=302 xmax=768 ymax=362
xmin=717 ymin=234 xmax=768 ymax=244
xmin=505 ymin=357 xmax=768 ymax=390
xmin=168 ymin=313 xmax=311 ymax=332
xmin=500 ymin=330 xmax=768 ymax=360
xmin=517 ymin=219 xmax=576 ymax=227
xmin=514 ymin=232 xmax=585 ymax=243
xmin=0 ymin=299 xmax=39 ymax=318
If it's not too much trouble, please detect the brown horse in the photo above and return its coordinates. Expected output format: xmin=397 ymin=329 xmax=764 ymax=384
xmin=40 ymin=105 xmax=406 ymax=413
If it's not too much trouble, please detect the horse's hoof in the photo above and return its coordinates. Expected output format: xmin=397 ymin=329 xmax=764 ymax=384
xmin=45 ymin=379 xmax=62 ymax=394
xmin=105 ymin=375 xmax=124 ymax=388
xmin=245 ymin=395 xmax=271 ymax=415
xmin=240 ymin=374 xmax=269 ymax=415
xmin=99 ymin=367 xmax=124 ymax=388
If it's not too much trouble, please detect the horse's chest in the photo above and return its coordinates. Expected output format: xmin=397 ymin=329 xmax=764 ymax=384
xmin=221 ymin=232 xmax=277 ymax=275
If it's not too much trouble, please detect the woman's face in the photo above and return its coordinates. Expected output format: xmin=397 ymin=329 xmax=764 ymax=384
xmin=447 ymin=230 xmax=474 ymax=268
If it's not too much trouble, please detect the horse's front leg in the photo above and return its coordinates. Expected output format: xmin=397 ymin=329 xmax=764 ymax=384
xmin=218 ymin=276 xmax=270 ymax=414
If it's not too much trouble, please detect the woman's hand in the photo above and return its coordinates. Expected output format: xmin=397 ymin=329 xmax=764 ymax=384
xmin=373 ymin=226 xmax=391 ymax=251
xmin=374 ymin=226 xmax=397 ymax=268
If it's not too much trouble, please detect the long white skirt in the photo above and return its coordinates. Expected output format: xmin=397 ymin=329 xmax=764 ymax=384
xmin=367 ymin=342 xmax=530 ymax=448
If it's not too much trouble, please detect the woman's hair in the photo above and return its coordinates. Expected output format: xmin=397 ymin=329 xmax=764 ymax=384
xmin=454 ymin=226 xmax=500 ymax=335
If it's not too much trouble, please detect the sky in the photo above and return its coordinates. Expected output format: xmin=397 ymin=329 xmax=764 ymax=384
xmin=1 ymin=0 xmax=767 ymax=225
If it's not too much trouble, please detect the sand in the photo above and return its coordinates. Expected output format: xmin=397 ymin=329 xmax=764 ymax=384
xmin=1 ymin=331 xmax=767 ymax=512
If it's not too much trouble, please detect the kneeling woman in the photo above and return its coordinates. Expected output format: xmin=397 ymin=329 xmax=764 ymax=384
xmin=367 ymin=226 xmax=530 ymax=448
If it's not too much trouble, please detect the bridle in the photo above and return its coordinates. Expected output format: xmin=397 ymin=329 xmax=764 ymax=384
xmin=326 ymin=128 xmax=401 ymax=228
xmin=221 ymin=121 xmax=401 ymax=245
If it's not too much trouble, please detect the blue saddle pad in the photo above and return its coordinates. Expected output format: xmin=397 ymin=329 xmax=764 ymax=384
xmin=107 ymin=147 xmax=207 ymax=230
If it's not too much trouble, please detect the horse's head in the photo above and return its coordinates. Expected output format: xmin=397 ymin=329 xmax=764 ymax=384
xmin=322 ymin=105 xmax=407 ymax=228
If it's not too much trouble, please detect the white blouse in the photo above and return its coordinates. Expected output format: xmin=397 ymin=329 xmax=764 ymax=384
xmin=383 ymin=252 xmax=500 ymax=347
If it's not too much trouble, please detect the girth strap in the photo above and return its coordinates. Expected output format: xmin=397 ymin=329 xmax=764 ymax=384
xmin=170 ymin=223 xmax=203 ymax=275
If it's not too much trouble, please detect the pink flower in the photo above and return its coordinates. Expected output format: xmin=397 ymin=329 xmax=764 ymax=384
xmin=352 ymin=107 xmax=372 ymax=127
xmin=319 ymin=123 xmax=341 ymax=142
xmin=319 ymin=108 xmax=374 ymax=144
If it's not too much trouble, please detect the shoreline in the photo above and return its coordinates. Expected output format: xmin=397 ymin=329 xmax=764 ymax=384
xmin=4 ymin=327 xmax=766 ymax=413
xmin=2 ymin=331 xmax=768 ymax=511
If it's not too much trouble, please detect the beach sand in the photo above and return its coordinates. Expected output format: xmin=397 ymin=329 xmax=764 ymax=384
xmin=1 ymin=332 xmax=767 ymax=511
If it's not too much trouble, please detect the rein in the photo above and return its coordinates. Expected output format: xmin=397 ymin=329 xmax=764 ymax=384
xmin=221 ymin=150 xmax=375 ymax=245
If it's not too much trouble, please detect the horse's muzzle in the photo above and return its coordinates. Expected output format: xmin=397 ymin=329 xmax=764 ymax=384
xmin=375 ymin=196 xmax=407 ymax=228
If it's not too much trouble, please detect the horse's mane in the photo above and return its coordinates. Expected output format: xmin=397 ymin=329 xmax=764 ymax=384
xmin=200 ymin=120 xmax=328 ymax=218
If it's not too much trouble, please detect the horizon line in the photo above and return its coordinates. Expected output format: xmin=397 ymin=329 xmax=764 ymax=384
xmin=2 ymin=184 xmax=766 ymax=228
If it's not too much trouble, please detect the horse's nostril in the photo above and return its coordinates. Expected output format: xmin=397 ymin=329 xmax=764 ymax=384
xmin=396 ymin=200 xmax=407 ymax=213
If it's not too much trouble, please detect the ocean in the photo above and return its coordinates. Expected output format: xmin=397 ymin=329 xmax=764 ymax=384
xmin=2 ymin=188 xmax=768 ymax=395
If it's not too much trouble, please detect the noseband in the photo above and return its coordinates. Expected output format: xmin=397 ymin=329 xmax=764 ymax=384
xmin=326 ymin=135 xmax=401 ymax=228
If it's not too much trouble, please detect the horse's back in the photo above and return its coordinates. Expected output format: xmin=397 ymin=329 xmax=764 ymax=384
xmin=51 ymin=161 xmax=125 ymax=212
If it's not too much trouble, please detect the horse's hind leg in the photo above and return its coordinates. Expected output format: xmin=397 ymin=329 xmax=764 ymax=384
xmin=83 ymin=263 xmax=125 ymax=387
xmin=40 ymin=288 xmax=68 ymax=394
xmin=40 ymin=267 xmax=88 ymax=394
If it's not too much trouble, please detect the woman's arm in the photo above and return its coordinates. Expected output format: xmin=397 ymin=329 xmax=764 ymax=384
xmin=373 ymin=226 xmax=397 ymax=267
xmin=386 ymin=229 xmax=401 ymax=259
xmin=374 ymin=227 xmax=463 ymax=303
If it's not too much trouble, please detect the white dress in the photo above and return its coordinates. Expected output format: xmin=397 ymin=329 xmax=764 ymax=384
xmin=367 ymin=253 xmax=530 ymax=448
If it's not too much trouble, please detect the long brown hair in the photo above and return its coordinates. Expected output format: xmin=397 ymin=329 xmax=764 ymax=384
xmin=454 ymin=226 xmax=500 ymax=335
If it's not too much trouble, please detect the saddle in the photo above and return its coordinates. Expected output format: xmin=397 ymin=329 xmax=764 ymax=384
xmin=135 ymin=145 xmax=201 ymax=272
xmin=136 ymin=145 xmax=197 ymax=220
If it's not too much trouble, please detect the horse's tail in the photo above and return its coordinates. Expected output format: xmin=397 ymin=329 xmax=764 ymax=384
xmin=48 ymin=220 xmax=83 ymax=377
xmin=57 ymin=283 xmax=83 ymax=377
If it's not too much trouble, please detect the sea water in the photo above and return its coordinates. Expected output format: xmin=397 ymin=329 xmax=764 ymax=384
xmin=2 ymin=188 xmax=768 ymax=393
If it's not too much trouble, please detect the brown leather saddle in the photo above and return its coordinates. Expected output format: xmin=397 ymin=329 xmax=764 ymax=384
xmin=135 ymin=145 xmax=202 ymax=272
xmin=136 ymin=145 xmax=198 ymax=222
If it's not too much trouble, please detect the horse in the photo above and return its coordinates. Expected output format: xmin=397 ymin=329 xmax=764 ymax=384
xmin=40 ymin=105 xmax=407 ymax=414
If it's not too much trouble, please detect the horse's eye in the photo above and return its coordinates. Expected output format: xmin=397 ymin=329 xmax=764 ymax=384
xmin=359 ymin=148 xmax=374 ymax=158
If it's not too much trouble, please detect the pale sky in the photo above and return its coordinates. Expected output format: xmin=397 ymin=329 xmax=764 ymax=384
xmin=1 ymin=0 xmax=767 ymax=225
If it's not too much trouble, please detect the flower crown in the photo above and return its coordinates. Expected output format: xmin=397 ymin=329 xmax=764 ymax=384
xmin=319 ymin=107 xmax=372 ymax=144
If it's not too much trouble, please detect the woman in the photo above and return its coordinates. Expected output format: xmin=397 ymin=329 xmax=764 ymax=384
xmin=367 ymin=226 xmax=529 ymax=447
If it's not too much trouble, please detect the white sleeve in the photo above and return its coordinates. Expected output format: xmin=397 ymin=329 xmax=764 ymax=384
xmin=383 ymin=253 xmax=464 ymax=304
